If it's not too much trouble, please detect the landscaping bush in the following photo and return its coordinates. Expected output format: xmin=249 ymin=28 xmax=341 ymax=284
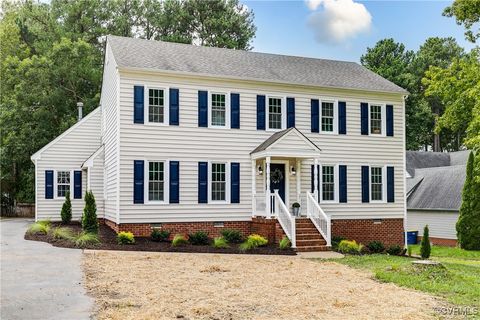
xmin=74 ymin=232 xmax=100 ymax=248
xmin=279 ymin=236 xmax=291 ymax=250
xmin=151 ymin=229 xmax=170 ymax=242
xmin=52 ymin=227 xmax=74 ymax=240
xmin=188 ymin=231 xmax=210 ymax=245
xmin=220 ymin=229 xmax=243 ymax=243
xmin=386 ymin=245 xmax=403 ymax=256
xmin=421 ymin=225 xmax=431 ymax=259
xmin=367 ymin=240 xmax=385 ymax=253
xmin=172 ymin=234 xmax=188 ymax=247
xmin=27 ymin=221 xmax=51 ymax=235
xmin=117 ymin=231 xmax=135 ymax=245
xmin=212 ymin=237 xmax=229 ymax=248
xmin=60 ymin=191 xmax=72 ymax=224
xmin=337 ymin=240 xmax=363 ymax=254
xmin=239 ymin=234 xmax=268 ymax=251
xmin=332 ymin=236 xmax=347 ymax=250
xmin=82 ymin=191 xmax=98 ymax=234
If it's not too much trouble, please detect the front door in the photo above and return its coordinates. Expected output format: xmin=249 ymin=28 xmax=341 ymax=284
xmin=269 ymin=163 xmax=286 ymax=203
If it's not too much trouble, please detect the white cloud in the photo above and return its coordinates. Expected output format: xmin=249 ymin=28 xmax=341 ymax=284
xmin=306 ymin=0 xmax=372 ymax=44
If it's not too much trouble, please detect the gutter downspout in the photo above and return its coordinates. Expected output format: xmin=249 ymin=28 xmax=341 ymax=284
xmin=403 ymin=94 xmax=409 ymax=248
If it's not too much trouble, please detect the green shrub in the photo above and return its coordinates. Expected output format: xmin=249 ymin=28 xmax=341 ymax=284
xmin=188 ymin=231 xmax=210 ymax=245
xmin=332 ymin=236 xmax=347 ymax=250
xmin=239 ymin=234 xmax=268 ymax=251
xmin=151 ymin=229 xmax=170 ymax=242
xmin=367 ymin=240 xmax=385 ymax=253
xmin=212 ymin=237 xmax=229 ymax=248
xmin=220 ymin=229 xmax=243 ymax=243
xmin=74 ymin=232 xmax=100 ymax=248
xmin=420 ymin=225 xmax=431 ymax=259
xmin=82 ymin=191 xmax=98 ymax=234
xmin=337 ymin=240 xmax=363 ymax=254
xmin=172 ymin=234 xmax=188 ymax=247
xmin=386 ymin=245 xmax=403 ymax=256
xmin=37 ymin=220 xmax=51 ymax=227
xmin=52 ymin=227 xmax=74 ymax=240
xmin=117 ymin=231 xmax=135 ymax=245
xmin=60 ymin=191 xmax=72 ymax=224
xmin=27 ymin=222 xmax=51 ymax=235
xmin=279 ymin=237 xmax=291 ymax=250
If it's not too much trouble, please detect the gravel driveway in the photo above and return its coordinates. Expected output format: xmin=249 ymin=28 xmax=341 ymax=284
xmin=83 ymin=250 xmax=447 ymax=320
xmin=0 ymin=219 xmax=93 ymax=320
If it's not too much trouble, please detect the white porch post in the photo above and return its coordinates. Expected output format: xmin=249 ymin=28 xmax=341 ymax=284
xmin=296 ymin=159 xmax=301 ymax=203
xmin=314 ymin=158 xmax=319 ymax=200
xmin=265 ymin=156 xmax=271 ymax=219
xmin=251 ymin=159 xmax=256 ymax=217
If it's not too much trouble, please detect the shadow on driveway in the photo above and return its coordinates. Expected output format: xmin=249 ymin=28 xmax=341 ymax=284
xmin=1 ymin=219 xmax=93 ymax=320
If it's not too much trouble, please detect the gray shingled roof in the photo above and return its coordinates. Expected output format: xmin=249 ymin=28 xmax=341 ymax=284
xmin=250 ymin=127 xmax=321 ymax=154
xmin=406 ymin=151 xmax=470 ymax=211
xmin=107 ymin=35 xmax=408 ymax=94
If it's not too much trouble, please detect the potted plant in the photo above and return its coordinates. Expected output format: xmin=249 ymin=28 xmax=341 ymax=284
xmin=292 ymin=202 xmax=300 ymax=216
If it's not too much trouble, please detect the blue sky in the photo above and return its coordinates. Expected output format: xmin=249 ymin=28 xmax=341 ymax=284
xmin=244 ymin=0 xmax=475 ymax=62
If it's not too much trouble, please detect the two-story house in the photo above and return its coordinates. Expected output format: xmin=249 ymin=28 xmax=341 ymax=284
xmin=31 ymin=36 xmax=408 ymax=251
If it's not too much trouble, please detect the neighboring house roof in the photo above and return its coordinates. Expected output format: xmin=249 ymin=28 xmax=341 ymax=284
xmin=107 ymin=35 xmax=408 ymax=94
xmin=406 ymin=150 xmax=470 ymax=211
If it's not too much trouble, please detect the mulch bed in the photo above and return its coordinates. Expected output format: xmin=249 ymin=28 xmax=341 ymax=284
xmin=24 ymin=222 xmax=296 ymax=255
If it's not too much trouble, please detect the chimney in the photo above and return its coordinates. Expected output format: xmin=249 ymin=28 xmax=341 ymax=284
xmin=77 ymin=102 xmax=83 ymax=121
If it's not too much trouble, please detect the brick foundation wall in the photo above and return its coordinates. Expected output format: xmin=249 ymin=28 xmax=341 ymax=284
xmin=250 ymin=217 xmax=285 ymax=244
xmin=418 ymin=236 xmax=457 ymax=247
xmin=332 ymin=218 xmax=404 ymax=246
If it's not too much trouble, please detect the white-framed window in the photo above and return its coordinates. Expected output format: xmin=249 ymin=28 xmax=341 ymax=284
xmin=368 ymin=104 xmax=386 ymax=135
xmin=145 ymin=160 xmax=169 ymax=204
xmin=145 ymin=87 xmax=169 ymax=125
xmin=209 ymin=162 xmax=230 ymax=203
xmin=370 ymin=166 xmax=384 ymax=201
xmin=319 ymin=164 xmax=338 ymax=202
xmin=266 ymin=96 xmax=285 ymax=130
xmin=56 ymin=170 xmax=71 ymax=198
xmin=321 ymin=101 xmax=336 ymax=133
xmin=209 ymin=92 xmax=229 ymax=128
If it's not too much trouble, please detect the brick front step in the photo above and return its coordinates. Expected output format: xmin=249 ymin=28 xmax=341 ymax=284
xmin=296 ymin=239 xmax=327 ymax=246
xmin=296 ymin=233 xmax=326 ymax=240
xmin=296 ymin=245 xmax=330 ymax=252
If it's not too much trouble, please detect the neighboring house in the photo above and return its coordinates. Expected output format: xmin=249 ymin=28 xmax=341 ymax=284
xmin=406 ymin=150 xmax=470 ymax=246
xmin=31 ymin=36 xmax=408 ymax=251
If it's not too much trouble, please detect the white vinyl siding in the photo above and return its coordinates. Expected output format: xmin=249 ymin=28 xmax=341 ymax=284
xmin=407 ymin=210 xmax=459 ymax=240
xmin=117 ymin=70 xmax=405 ymax=223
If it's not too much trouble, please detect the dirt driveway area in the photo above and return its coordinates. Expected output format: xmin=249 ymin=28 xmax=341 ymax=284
xmin=83 ymin=250 xmax=447 ymax=320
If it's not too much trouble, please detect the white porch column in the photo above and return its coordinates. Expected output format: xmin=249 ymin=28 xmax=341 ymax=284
xmin=265 ymin=156 xmax=271 ymax=219
xmin=296 ymin=159 xmax=301 ymax=203
xmin=251 ymin=159 xmax=256 ymax=217
xmin=314 ymin=158 xmax=319 ymax=200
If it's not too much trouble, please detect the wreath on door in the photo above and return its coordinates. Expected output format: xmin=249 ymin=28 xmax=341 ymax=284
xmin=271 ymin=168 xmax=284 ymax=184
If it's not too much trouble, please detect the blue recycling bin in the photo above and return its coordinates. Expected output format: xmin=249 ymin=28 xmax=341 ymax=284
xmin=407 ymin=231 xmax=418 ymax=245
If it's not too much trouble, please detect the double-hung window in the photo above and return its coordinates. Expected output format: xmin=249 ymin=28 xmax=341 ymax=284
xmin=321 ymin=102 xmax=335 ymax=132
xmin=148 ymin=88 xmax=166 ymax=124
xmin=370 ymin=167 xmax=383 ymax=201
xmin=321 ymin=165 xmax=335 ymax=201
xmin=211 ymin=163 xmax=226 ymax=201
xmin=211 ymin=93 xmax=227 ymax=127
xmin=267 ymin=97 xmax=283 ymax=130
xmin=148 ymin=161 xmax=165 ymax=202
xmin=370 ymin=105 xmax=383 ymax=135
xmin=57 ymin=171 xmax=71 ymax=198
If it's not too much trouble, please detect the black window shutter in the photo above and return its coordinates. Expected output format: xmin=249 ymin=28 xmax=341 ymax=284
xmin=73 ymin=170 xmax=82 ymax=199
xmin=169 ymin=161 xmax=180 ymax=203
xmin=387 ymin=166 xmax=395 ymax=202
xmin=231 ymin=162 xmax=240 ymax=203
xmin=360 ymin=103 xmax=368 ymax=135
xmin=338 ymin=101 xmax=346 ymax=134
xmin=133 ymin=160 xmax=144 ymax=204
xmin=45 ymin=170 xmax=54 ymax=199
xmin=169 ymin=88 xmax=179 ymax=125
xmin=361 ymin=166 xmax=370 ymax=203
xmin=311 ymin=99 xmax=319 ymax=132
xmin=286 ymin=97 xmax=295 ymax=128
xmin=256 ymin=95 xmax=266 ymax=130
xmin=198 ymin=91 xmax=208 ymax=127
xmin=386 ymin=105 xmax=394 ymax=136
xmin=231 ymin=93 xmax=240 ymax=129
xmin=198 ymin=162 xmax=208 ymax=203
xmin=134 ymin=85 xmax=144 ymax=124
xmin=339 ymin=165 xmax=347 ymax=203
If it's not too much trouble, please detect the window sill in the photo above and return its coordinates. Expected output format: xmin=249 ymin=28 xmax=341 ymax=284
xmin=144 ymin=201 xmax=169 ymax=205
xmin=209 ymin=200 xmax=229 ymax=204
xmin=144 ymin=122 xmax=169 ymax=127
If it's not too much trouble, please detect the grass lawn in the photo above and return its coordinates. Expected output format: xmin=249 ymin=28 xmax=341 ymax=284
xmin=330 ymin=245 xmax=480 ymax=310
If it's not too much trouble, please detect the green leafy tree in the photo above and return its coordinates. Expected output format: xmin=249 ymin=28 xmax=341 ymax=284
xmin=444 ymin=0 xmax=480 ymax=43
xmin=420 ymin=225 xmax=431 ymax=259
xmin=82 ymin=191 xmax=98 ymax=234
xmin=60 ymin=191 xmax=72 ymax=224
xmin=457 ymin=151 xmax=480 ymax=250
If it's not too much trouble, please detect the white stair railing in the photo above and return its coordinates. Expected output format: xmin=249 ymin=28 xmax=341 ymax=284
xmin=306 ymin=192 xmax=331 ymax=246
xmin=273 ymin=190 xmax=296 ymax=248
